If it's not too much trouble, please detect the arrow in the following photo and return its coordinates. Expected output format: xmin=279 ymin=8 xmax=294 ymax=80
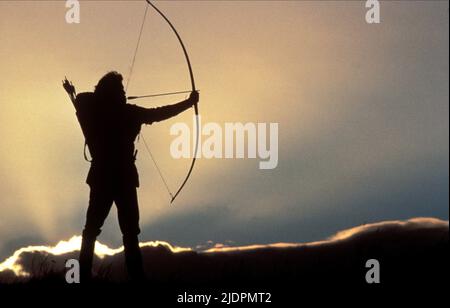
xmin=127 ymin=90 xmax=199 ymax=100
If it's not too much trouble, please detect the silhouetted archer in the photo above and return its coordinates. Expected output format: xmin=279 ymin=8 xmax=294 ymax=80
xmin=63 ymin=72 xmax=199 ymax=282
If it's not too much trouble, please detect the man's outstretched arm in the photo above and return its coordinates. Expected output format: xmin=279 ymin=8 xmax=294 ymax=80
xmin=136 ymin=91 xmax=199 ymax=125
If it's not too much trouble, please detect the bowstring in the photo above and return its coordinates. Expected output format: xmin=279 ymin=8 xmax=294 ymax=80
xmin=126 ymin=2 xmax=173 ymax=199
xmin=126 ymin=4 xmax=148 ymax=91
xmin=142 ymin=136 xmax=174 ymax=200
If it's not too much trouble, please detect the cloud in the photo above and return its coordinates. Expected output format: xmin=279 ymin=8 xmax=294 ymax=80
xmin=0 ymin=217 xmax=447 ymax=286
xmin=204 ymin=217 xmax=448 ymax=252
xmin=0 ymin=236 xmax=190 ymax=278
xmin=329 ymin=217 xmax=448 ymax=241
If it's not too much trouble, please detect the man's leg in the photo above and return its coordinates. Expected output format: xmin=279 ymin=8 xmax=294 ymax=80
xmin=80 ymin=184 xmax=113 ymax=282
xmin=115 ymin=185 xmax=145 ymax=282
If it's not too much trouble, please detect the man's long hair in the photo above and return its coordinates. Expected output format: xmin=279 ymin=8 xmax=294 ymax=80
xmin=94 ymin=71 xmax=125 ymax=104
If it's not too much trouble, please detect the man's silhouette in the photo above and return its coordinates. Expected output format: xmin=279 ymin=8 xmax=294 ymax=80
xmin=63 ymin=71 xmax=199 ymax=282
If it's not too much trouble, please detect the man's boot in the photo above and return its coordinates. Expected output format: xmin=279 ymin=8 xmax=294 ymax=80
xmin=123 ymin=234 xmax=145 ymax=282
xmin=79 ymin=232 xmax=96 ymax=283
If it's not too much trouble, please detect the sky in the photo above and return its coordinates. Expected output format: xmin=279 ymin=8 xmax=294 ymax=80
xmin=0 ymin=0 xmax=448 ymax=260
